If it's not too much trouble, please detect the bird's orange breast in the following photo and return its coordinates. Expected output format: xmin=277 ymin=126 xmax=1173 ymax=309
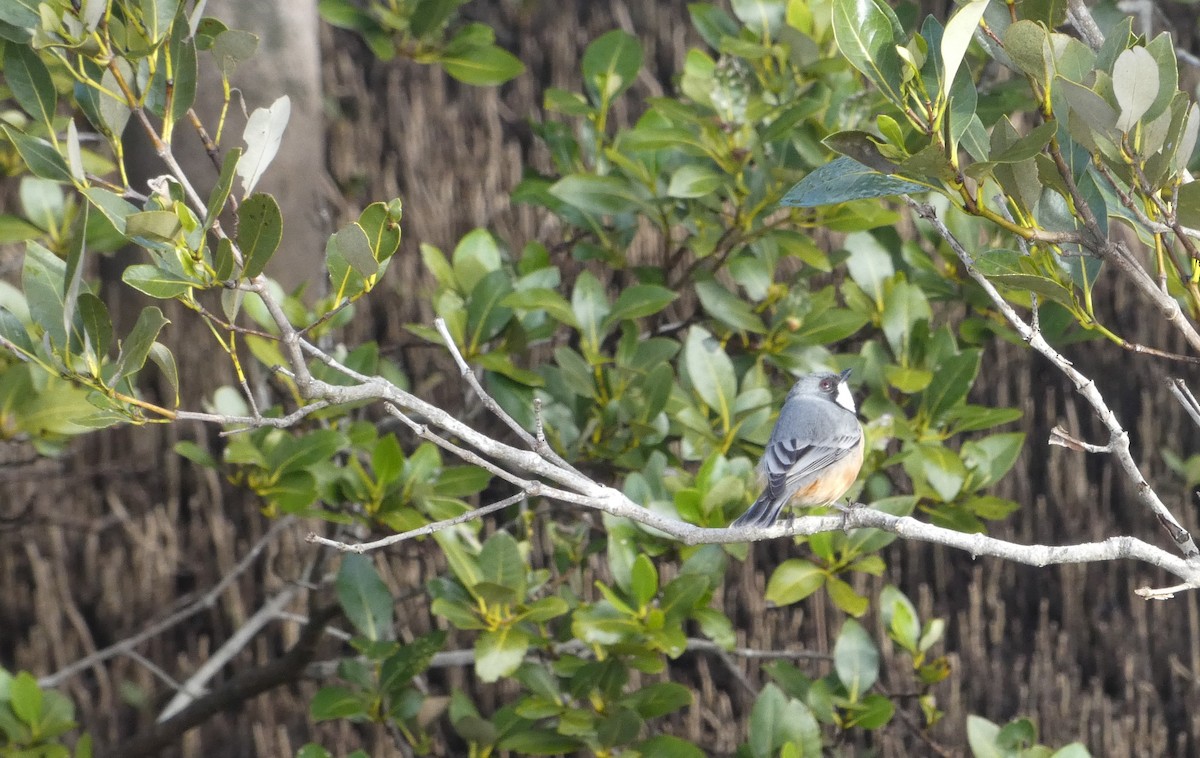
xmin=790 ymin=434 xmax=864 ymax=507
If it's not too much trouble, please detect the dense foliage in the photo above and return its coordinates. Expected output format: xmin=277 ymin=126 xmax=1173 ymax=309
xmin=1 ymin=0 xmax=1195 ymax=755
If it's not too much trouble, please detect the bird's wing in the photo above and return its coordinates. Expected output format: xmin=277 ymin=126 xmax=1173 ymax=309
xmin=761 ymin=424 xmax=861 ymax=500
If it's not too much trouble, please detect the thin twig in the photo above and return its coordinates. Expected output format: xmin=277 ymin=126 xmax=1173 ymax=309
xmin=434 ymin=318 xmax=585 ymax=477
xmin=307 ymin=493 xmax=528 ymax=553
xmin=1167 ymin=379 xmax=1200 ymax=431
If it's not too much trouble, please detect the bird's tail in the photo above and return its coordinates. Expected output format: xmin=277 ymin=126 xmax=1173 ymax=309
xmin=732 ymin=492 xmax=786 ymax=528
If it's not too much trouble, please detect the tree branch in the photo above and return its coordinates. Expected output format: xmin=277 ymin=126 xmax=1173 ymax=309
xmin=906 ymin=196 xmax=1200 ymax=567
xmin=110 ymin=603 xmax=340 ymax=758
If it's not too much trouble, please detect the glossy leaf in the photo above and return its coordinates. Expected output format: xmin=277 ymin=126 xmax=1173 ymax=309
xmin=833 ymin=618 xmax=879 ymax=698
xmin=237 ymin=193 xmax=283 ymax=278
xmin=122 ymin=264 xmax=194 ymax=299
xmin=683 ymin=326 xmax=737 ymax=428
xmin=1112 ymin=47 xmax=1159 ymax=132
xmin=336 ymin=554 xmax=394 ymax=642
xmin=765 ymin=559 xmax=825 ymax=606
xmin=581 ymin=30 xmax=643 ymax=102
xmin=441 ymin=44 xmax=525 ymax=86
xmin=112 ymin=306 xmax=169 ymax=385
xmin=5 ymin=43 xmax=56 ymax=127
xmin=831 ymin=0 xmax=904 ymax=106
xmin=2 ymin=127 xmax=71 ymax=182
xmin=782 ymin=157 xmax=926 ymax=208
xmin=940 ymin=0 xmax=988 ymax=100
xmin=475 ymin=625 xmax=530 ymax=682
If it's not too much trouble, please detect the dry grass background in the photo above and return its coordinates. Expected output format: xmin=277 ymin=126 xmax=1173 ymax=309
xmin=3 ymin=1 xmax=1200 ymax=756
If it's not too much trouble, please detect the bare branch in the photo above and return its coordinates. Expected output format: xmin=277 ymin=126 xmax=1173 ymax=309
xmin=907 ymin=196 xmax=1200 ymax=565
xmin=157 ymin=568 xmax=312 ymax=722
xmin=1167 ymin=378 xmax=1200 ymax=431
xmin=39 ymin=518 xmax=296 ymax=688
xmin=434 ymin=317 xmax=585 ymax=477
xmin=307 ymin=493 xmax=528 ymax=552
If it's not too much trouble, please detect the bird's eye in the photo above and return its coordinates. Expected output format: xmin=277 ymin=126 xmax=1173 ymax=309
xmin=819 ymin=378 xmax=832 ymax=391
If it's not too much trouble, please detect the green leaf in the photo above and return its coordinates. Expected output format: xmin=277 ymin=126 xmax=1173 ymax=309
xmin=940 ymin=0 xmax=989 ymax=100
xmin=310 ymin=686 xmax=365 ymax=721
xmin=0 ymin=307 xmax=34 ymax=355
xmin=237 ymin=193 xmax=283 ymax=278
xmin=520 ymin=595 xmax=569 ymax=623
xmin=441 ymin=44 xmax=525 ymax=86
xmin=689 ymin=4 xmax=739 ymax=49
xmin=498 ymin=729 xmax=583 ymax=755
xmin=126 ymin=210 xmax=182 ymax=242
xmin=967 ymin=714 xmax=1002 ymax=758
xmin=694 ymin=277 xmax=766 ymax=334
xmin=23 ymin=241 xmax=67 ymax=346
xmin=205 ymin=147 xmax=242 ymax=229
xmin=466 ymin=269 xmax=514 ymax=351
xmin=0 ymin=214 xmax=41 ymax=243
xmin=765 ymin=559 xmax=825 ymax=606
xmin=82 ymin=187 xmax=138 ymax=235
xmin=572 ymin=271 xmax=611 ymax=357
xmin=336 ymin=554 xmax=394 ymax=642
xmin=478 ymin=531 xmax=525 ymax=596
xmin=500 ymin=288 xmax=577 ymax=326
xmin=210 ymin=28 xmax=259 ymax=74
xmin=236 ymin=95 xmax=291 ymax=196
xmin=265 ymin=429 xmax=347 ymax=474
xmin=357 ymin=200 xmax=402 ymax=263
xmin=602 ymin=284 xmax=677 ymax=331
xmin=550 ymin=174 xmax=641 ymax=216
xmin=684 ymin=326 xmax=737 ymax=429
xmin=636 ymin=735 xmax=705 ymax=758
xmin=796 ymin=306 xmax=870 ymax=345
xmin=0 ymin=0 xmax=38 ymax=27
xmin=831 ymin=0 xmax=904 ymax=106
xmin=833 ymin=618 xmax=879 ymax=698
xmin=112 ymin=306 xmax=169 ymax=385
xmin=731 ymin=0 xmax=786 ymax=36
xmin=881 ymin=585 xmax=920 ymax=651
xmin=452 ymin=228 xmax=503 ymax=294
xmin=148 ymin=342 xmax=179 ymax=403
xmin=921 ymin=349 xmax=981 ymax=421
xmin=9 ymin=671 xmax=42 ymax=724
xmin=825 ymin=575 xmax=869 ymax=616
xmin=433 ymin=465 xmax=493 ymax=497
xmin=1112 ymin=47 xmax=1159 ymax=132
xmin=962 ymin=432 xmax=1025 ymax=488
xmin=380 ymin=630 xmax=446 ymax=695
xmin=880 ymin=280 xmax=931 ymax=353
xmin=2 ymin=126 xmax=71 ymax=182
xmin=121 ymin=264 xmax=194 ymax=299
xmin=4 ymin=43 xmax=56 ymax=128
xmin=630 ymin=553 xmax=658 ymax=608
xmin=666 ymin=164 xmax=723 ymax=198
xmin=915 ymin=443 xmax=968 ymax=501
xmin=850 ymin=692 xmax=895 ymax=729
xmin=973 ymin=250 xmax=1075 ymax=306
xmin=475 ymin=625 xmax=530 ymax=682
xmin=621 ymin=682 xmax=692 ymax=718
xmin=582 ymin=30 xmax=643 ymax=102
xmin=781 ymin=157 xmax=926 ymax=208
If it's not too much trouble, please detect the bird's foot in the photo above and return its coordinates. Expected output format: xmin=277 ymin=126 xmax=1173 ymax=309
xmin=832 ymin=500 xmax=863 ymax=532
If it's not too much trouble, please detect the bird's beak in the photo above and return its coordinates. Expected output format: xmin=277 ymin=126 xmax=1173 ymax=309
xmin=838 ymin=368 xmax=852 ymax=383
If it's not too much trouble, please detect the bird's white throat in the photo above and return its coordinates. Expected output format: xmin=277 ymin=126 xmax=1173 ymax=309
xmin=835 ymin=382 xmax=856 ymax=413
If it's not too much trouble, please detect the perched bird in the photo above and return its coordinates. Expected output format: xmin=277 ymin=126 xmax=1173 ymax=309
xmin=733 ymin=369 xmax=864 ymax=528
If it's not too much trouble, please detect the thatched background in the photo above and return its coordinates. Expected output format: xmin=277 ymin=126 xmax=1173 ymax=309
xmin=3 ymin=1 xmax=1200 ymax=756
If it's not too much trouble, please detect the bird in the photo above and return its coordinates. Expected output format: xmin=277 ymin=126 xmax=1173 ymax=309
xmin=732 ymin=369 xmax=864 ymax=528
